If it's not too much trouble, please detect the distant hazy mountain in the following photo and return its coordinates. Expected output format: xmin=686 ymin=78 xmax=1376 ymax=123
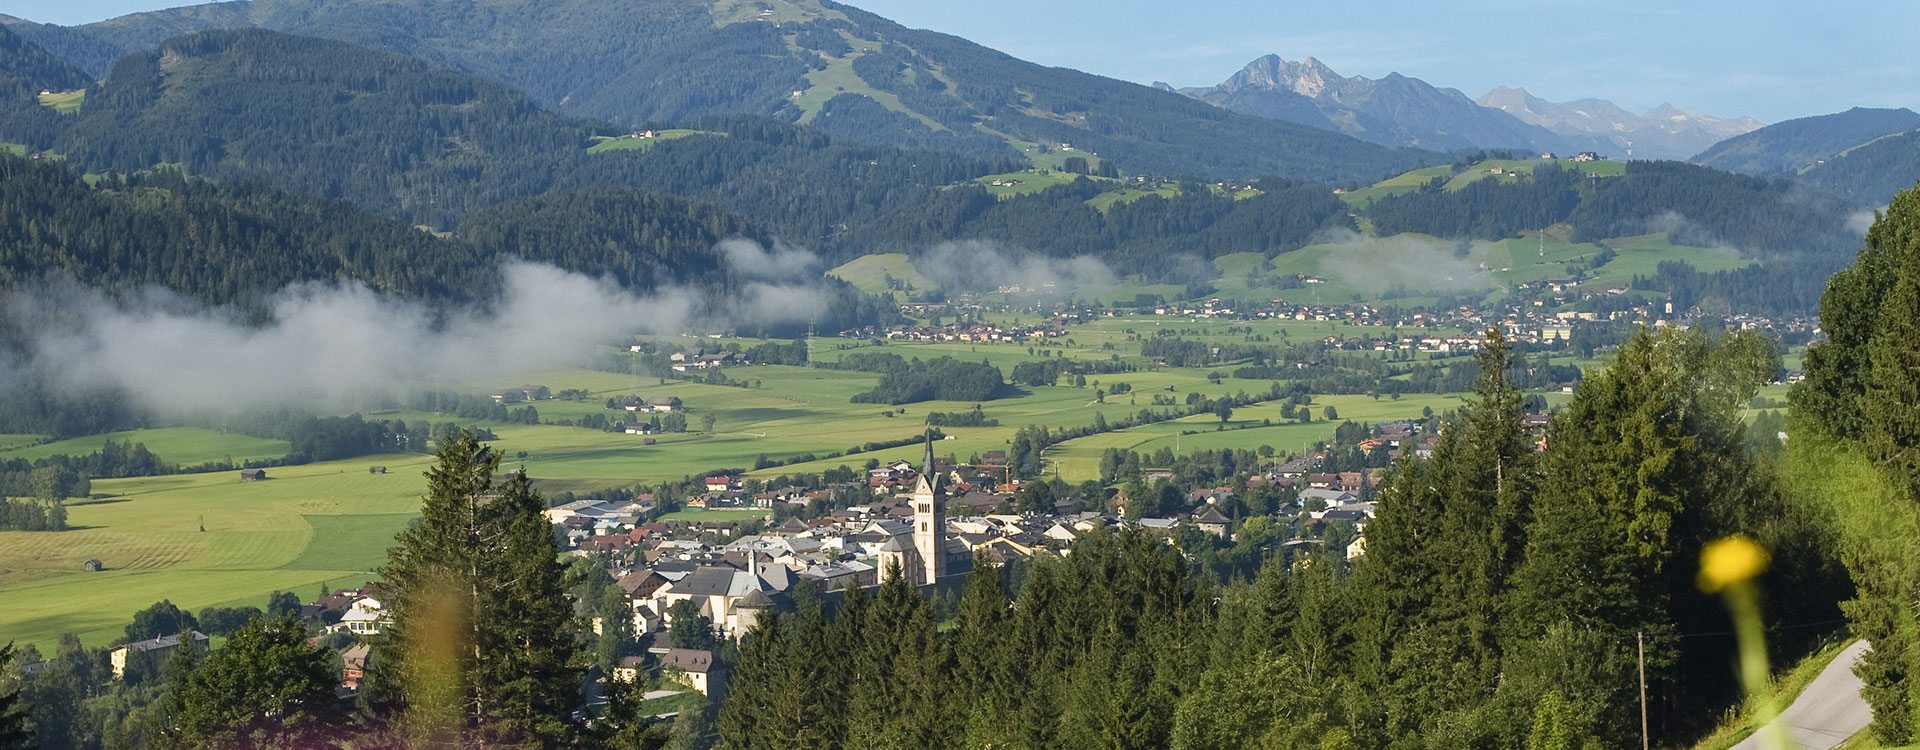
xmin=1182 ymin=55 xmax=1592 ymax=154
xmin=1692 ymin=107 xmax=1920 ymax=204
xmin=0 ymin=0 xmax=1429 ymax=183
xmin=1477 ymin=86 xmax=1760 ymax=160
xmin=1692 ymin=107 xmax=1920 ymax=174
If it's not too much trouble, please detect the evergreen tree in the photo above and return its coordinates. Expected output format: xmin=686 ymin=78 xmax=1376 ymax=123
xmin=594 ymin=677 xmax=672 ymax=750
xmin=1864 ymin=187 xmax=1920 ymax=497
xmin=0 ymin=643 xmax=29 ymax=750
xmin=1505 ymin=327 xmax=1779 ymax=745
xmin=1346 ymin=329 xmax=1537 ymax=740
xmin=371 ymin=432 xmax=581 ymax=747
xmin=158 ymin=616 xmax=339 ymax=748
xmin=1794 ymin=182 xmax=1920 ymax=742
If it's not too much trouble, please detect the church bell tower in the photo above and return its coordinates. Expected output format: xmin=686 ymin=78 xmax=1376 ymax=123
xmin=911 ymin=431 xmax=946 ymax=585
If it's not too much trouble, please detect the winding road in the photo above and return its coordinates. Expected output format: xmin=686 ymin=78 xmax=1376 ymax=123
xmin=1731 ymin=640 xmax=1873 ymax=750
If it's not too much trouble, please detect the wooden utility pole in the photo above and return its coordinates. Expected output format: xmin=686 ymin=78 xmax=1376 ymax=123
xmin=1639 ymin=631 xmax=1650 ymax=750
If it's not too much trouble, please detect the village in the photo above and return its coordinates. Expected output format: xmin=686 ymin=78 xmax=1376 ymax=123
xmin=88 ymin=415 xmax=1463 ymax=715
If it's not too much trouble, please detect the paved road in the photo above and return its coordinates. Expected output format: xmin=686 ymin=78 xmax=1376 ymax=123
xmin=1732 ymin=640 xmax=1873 ymax=750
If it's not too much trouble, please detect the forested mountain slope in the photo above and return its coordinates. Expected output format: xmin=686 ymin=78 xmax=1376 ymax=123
xmin=1355 ymin=159 xmax=1868 ymax=313
xmin=3 ymin=0 xmax=1431 ymax=182
xmin=0 ymin=154 xmax=760 ymax=307
xmin=1799 ymin=128 xmax=1920 ymax=205
xmin=12 ymin=29 xmax=1372 ymax=278
xmin=1692 ymin=107 xmax=1920 ymax=176
xmin=0 ymin=25 xmax=91 ymax=148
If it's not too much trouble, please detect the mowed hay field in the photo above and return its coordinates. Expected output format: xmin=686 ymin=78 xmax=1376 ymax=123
xmin=0 ymin=454 xmax=433 ymax=652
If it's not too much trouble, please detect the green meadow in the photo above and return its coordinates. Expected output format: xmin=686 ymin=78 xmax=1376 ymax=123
xmin=0 ymin=454 xmax=432 ymax=651
xmin=586 ymin=129 xmax=720 ymax=154
xmin=827 ymin=253 xmax=939 ymax=300
xmin=37 ymin=89 xmax=85 ymax=114
xmin=0 ymin=427 xmax=291 ymax=466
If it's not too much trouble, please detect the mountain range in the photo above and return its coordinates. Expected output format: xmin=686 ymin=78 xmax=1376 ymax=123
xmin=1477 ymin=86 xmax=1760 ymax=160
xmin=1174 ymin=56 xmax=1601 ymax=156
xmin=1176 ymin=55 xmax=1758 ymax=160
xmin=0 ymin=0 xmax=1427 ymax=184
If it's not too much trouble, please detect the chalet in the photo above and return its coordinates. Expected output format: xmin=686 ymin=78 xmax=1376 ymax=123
xmin=239 ymin=468 xmax=267 ymax=482
xmin=341 ymin=597 xmax=388 ymax=636
xmin=82 ymin=559 xmax=103 ymax=572
xmin=341 ymin=644 xmax=372 ymax=690
xmin=647 ymin=396 xmax=683 ymax=413
xmin=705 ymin=476 xmax=737 ymax=493
xmin=110 ymin=633 xmax=209 ymax=679
xmin=624 ymin=423 xmax=656 ymax=435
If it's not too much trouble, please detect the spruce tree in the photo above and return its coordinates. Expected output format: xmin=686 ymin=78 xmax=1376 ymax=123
xmin=372 ymin=432 xmax=581 ymax=747
xmin=1346 ymin=329 xmax=1566 ymax=740
xmin=1865 ymin=192 xmax=1920 ymax=496
xmin=953 ymin=556 xmax=1008 ymax=700
xmin=1506 ymin=327 xmax=1778 ymax=746
xmin=715 ymin=611 xmax=784 ymax=750
xmin=0 ymin=643 xmax=29 ymax=750
xmin=843 ymin=565 xmax=923 ymax=749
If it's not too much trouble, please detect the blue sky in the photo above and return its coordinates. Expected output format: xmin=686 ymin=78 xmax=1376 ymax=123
xmin=19 ymin=0 xmax=1917 ymax=123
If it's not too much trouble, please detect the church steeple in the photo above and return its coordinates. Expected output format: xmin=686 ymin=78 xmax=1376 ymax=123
xmin=911 ymin=430 xmax=946 ymax=584
xmin=915 ymin=429 xmax=940 ymax=496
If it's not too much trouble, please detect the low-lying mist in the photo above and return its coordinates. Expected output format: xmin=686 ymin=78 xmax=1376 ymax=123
xmin=917 ymin=240 xmax=1116 ymax=298
xmin=1312 ymin=229 xmax=1496 ymax=295
xmin=2 ymin=241 xmax=833 ymax=417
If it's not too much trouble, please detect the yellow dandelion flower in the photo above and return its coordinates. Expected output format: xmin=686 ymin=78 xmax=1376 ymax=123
xmin=1698 ymin=535 xmax=1769 ymax=593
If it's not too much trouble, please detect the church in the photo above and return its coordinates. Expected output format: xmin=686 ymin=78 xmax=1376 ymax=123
xmin=876 ymin=432 xmax=973 ymax=586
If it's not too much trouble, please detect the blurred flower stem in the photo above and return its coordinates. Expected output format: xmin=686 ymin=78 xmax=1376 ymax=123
xmin=1700 ymin=535 xmax=1782 ymax=750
